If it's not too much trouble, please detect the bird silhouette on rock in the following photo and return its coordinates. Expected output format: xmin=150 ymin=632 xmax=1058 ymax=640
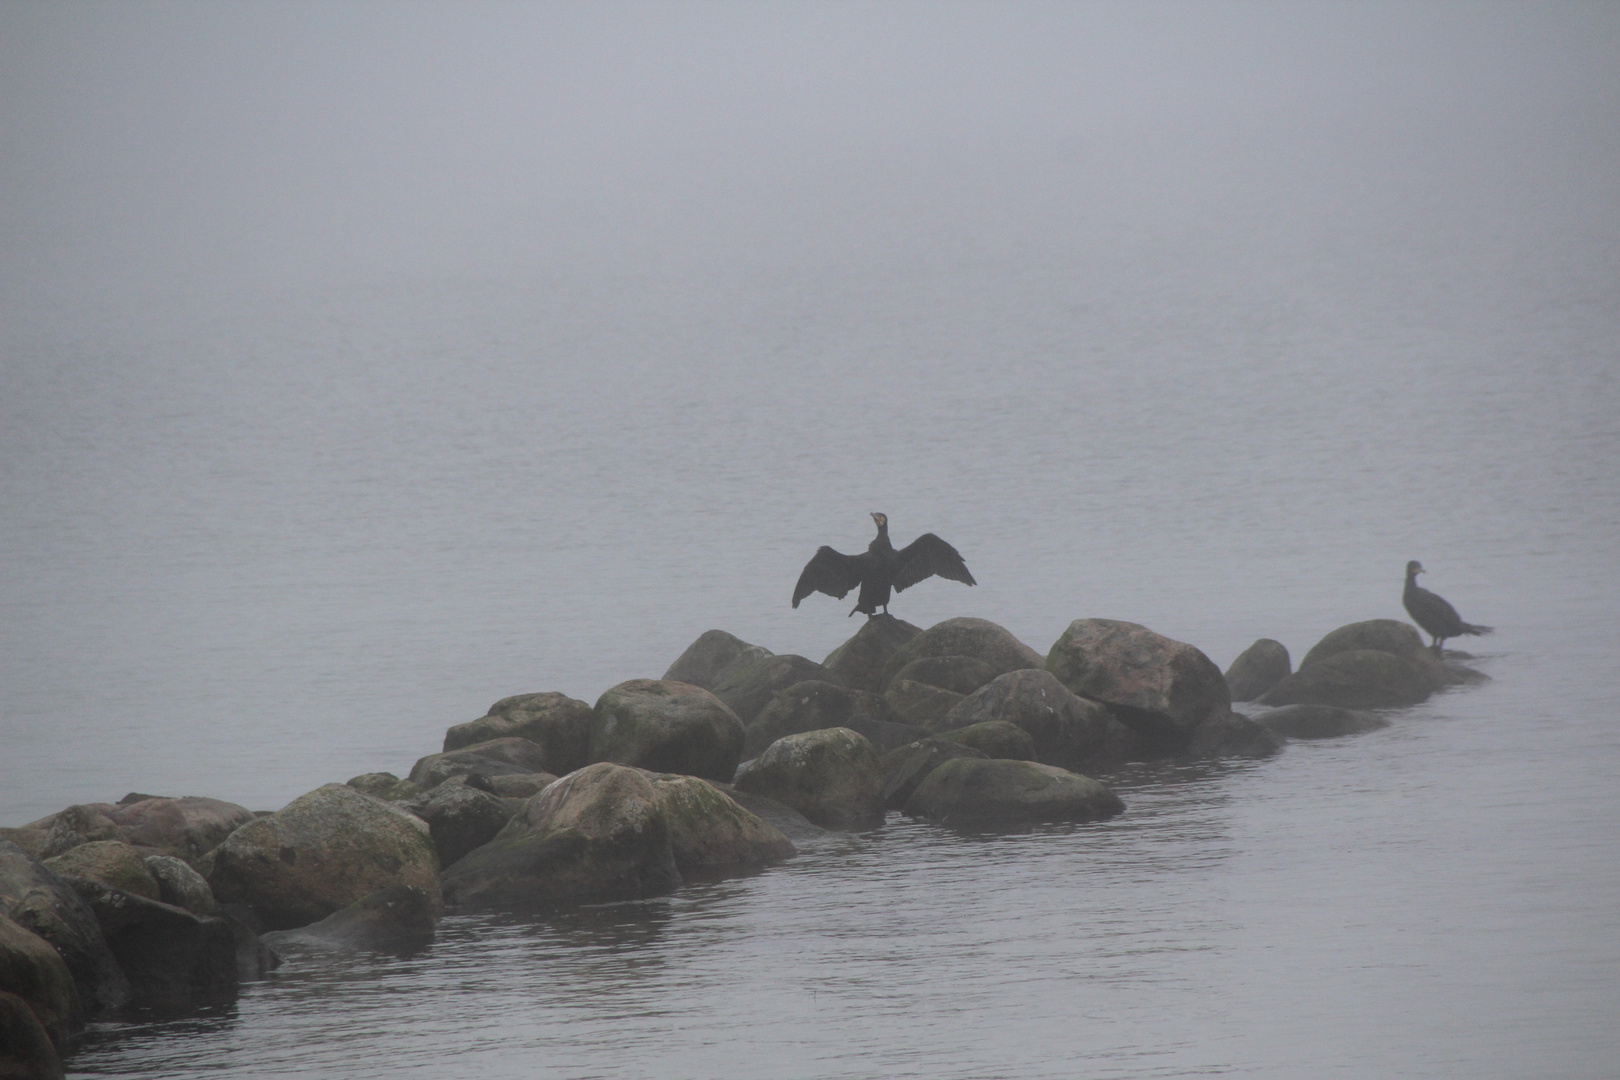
xmin=1403 ymin=560 xmax=1493 ymax=654
xmin=793 ymin=512 xmax=975 ymax=617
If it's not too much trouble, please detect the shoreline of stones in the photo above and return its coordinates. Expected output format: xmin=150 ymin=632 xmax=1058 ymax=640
xmin=1 ymin=613 xmax=1485 ymax=1079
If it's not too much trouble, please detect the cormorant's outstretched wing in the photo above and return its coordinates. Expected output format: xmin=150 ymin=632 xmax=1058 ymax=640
xmin=893 ymin=533 xmax=975 ymax=593
xmin=793 ymin=547 xmax=869 ymax=607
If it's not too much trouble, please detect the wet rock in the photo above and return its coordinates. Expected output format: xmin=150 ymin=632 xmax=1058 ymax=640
xmin=442 ymin=692 xmax=593 ymax=775
xmin=889 ymin=655 xmax=998 ymax=696
xmin=347 ymin=772 xmax=423 ymax=802
xmin=0 ymin=988 xmax=64 ymax=1080
xmin=712 ymin=787 xmax=833 ymax=844
xmin=487 ymin=772 xmax=559 ymax=800
xmin=744 ymin=680 xmax=901 ymax=758
xmin=143 ymin=855 xmax=215 ymax=915
xmin=882 ymin=679 xmax=966 ymax=730
xmin=108 ymin=797 xmax=256 ymax=865
xmin=1045 ymin=619 xmax=1230 ymax=753
xmin=38 ymin=804 xmax=124 ymax=859
xmin=0 ymin=842 xmax=130 ymax=1016
xmin=589 ymin=679 xmax=745 ymax=782
xmin=64 ymin=878 xmax=237 ymax=1008
xmin=1298 ymin=619 xmax=1437 ymax=673
xmin=879 ymin=738 xmax=989 ymax=810
xmin=1257 ymin=704 xmax=1391 ymax=739
xmin=663 ymin=630 xmax=774 ymax=691
xmin=943 ymin=669 xmax=1135 ymax=774
xmin=1185 ymin=709 xmax=1281 ymax=759
xmin=409 ymin=737 xmax=555 ymax=789
xmin=733 ymin=728 xmax=885 ymax=831
xmin=214 ymin=903 xmax=279 ymax=981
xmin=398 ymin=784 xmax=514 ymax=869
xmin=441 ymin=762 xmax=680 ymax=910
xmin=1225 ymin=638 xmax=1292 ymax=702
xmin=878 ymin=617 xmax=1045 ymax=693
xmin=207 ymin=783 xmax=441 ymax=931
xmin=646 ymin=775 xmax=795 ymax=875
xmin=821 ymin=614 xmax=922 ymax=693
xmin=710 ymin=654 xmax=841 ymax=726
xmin=1259 ymin=649 xmax=1435 ymax=709
xmin=936 ymin=720 xmax=1037 ymax=761
xmin=260 ymin=884 xmax=436 ymax=954
xmin=903 ymin=758 xmax=1125 ymax=827
xmin=43 ymin=842 xmax=162 ymax=902
xmin=0 ymin=912 xmax=79 ymax=1053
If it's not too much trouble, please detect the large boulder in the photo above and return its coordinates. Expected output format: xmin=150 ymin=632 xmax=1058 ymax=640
xmin=877 ymin=617 xmax=1045 ymax=693
xmin=43 ymin=841 xmax=162 ymax=902
xmin=142 ymin=856 xmax=215 ymax=915
xmin=1045 ymin=619 xmax=1230 ymax=752
xmin=65 ymin=879 xmax=237 ymax=1008
xmin=733 ymin=728 xmax=885 ymax=832
xmin=589 ymin=680 xmax=745 ymax=782
xmin=1258 ymin=649 xmax=1435 ymax=709
xmin=260 ymin=884 xmax=437 ymax=954
xmin=0 ymin=842 xmax=130 ymax=1016
xmin=903 ymin=758 xmax=1125 ymax=827
xmin=710 ymin=655 xmax=841 ymax=726
xmin=1298 ymin=619 xmax=1437 ymax=673
xmin=37 ymin=804 xmax=124 ymax=859
xmin=207 ymin=784 xmax=441 ymax=931
xmin=663 ymin=630 xmax=774 ymax=691
xmin=441 ymin=763 xmax=679 ymax=909
xmin=942 ymin=669 xmax=1135 ymax=774
xmin=1224 ymin=639 xmax=1292 ymax=702
xmin=646 ymin=775 xmax=796 ymax=876
xmin=0 ymin=912 xmax=79 ymax=1054
xmin=409 ymin=737 xmax=555 ymax=789
xmin=888 ymin=655 xmax=998 ymax=696
xmin=398 ymin=784 xmax=515 ymax=869
xmin=1257 ymin=704 xmax=1391 ymax=739
xmin=744 ymin=680 xmax=902 ymax=758
xmin=108 ymin=797 xmax=256 ymax=865
xmin=821 ymin=615 xmax=922 ymax=693
xmin=879 ymin=738 xmax=988 ymax=810
xmin=442 ymin=692 xmax=593 ymax=775
xmin=936 ymin=720 xmax=1037 ymax=761
xmin=0 ymin=988 xmax=63 ymax=1080
xmin=882 ymin=679 xmax=967 ymax=730
xmin=346 ymin=772 xmax=423 ymax=802
xmin=488 ymin=772 xmax=559 ymax=800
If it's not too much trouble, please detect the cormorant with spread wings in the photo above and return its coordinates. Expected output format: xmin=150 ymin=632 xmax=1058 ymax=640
xmin=793 ymin=512 xmax=975 ymax=617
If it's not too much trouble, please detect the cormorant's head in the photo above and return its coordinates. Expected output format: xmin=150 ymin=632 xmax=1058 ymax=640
xmin=870 ymin=512 xmax=887 ymax=530
xmin=1406 ymin=560 xmax=1424 ymax=576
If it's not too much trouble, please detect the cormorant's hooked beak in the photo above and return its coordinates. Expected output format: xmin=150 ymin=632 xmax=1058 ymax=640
xmin=870 ymin=512 xmax=886 ymax=528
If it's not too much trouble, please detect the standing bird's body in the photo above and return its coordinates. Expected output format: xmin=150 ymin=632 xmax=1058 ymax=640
xmin=793 ymin=513 xmax=975 ymax=616
xmin=1403 ymin=560 xmax=1493 ymax=654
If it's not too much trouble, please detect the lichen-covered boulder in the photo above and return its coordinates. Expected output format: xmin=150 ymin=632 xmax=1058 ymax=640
xmin=882 ymin=679 xmax=966 ymax=730
xmin=663 ymin=630 xmax=774 ymax=691
xmin=442 ymin=692 xmax=593 ymax=775
xmin=0 ymin=841 xmax=130 ymax=1016
xmin=903 ymin=758 xmax=1125 ymax=827
xmin=207 ymin=783 xmax=441 ymax=931
xmin=347 ymin=772 xmax=423 ymax=801
xmin=0 ymin=988 xmax=64 ymax=1080
xmin=878 ymin=617 xmax=1045 ymax=693
xmin=398 ymin=784 xmax=514 ymax=869
xmin=143 ymin=855 xmax=215 ymax=915
xmin=1225 ymin=638 xmax=1292 ymax=702
xmin=942 ymin=669 xmax=1135 ymax=774
xmin=1185 ymin=709 xmax=1281 ymax=759
xmin=646 ymin=775 xmax=795 ymax=875
xmin=409 ymin=737 xmax=555 ymax=789
xmin=488 ymin=772 xmax=559 ymax=799
xmin=260 ymin=884 xmax=436 ymax=954
xmin=733 ymin=728 xmax=885 ymax=831
xmin=108 ymin=797 xmax=256 ymax=865
xmin=936 ymin=720 xmax=1037 ymax=761
xmin=744 ymin=680 xmax=899 ymax=758
xmin=711 ymin=655 xmax=841 ymax=726
xmin=1258 ymin=649 xmax=1435 ymax=709
xmin=0 ymin=911 xmax=80 ymax=1056
xmin=65 ymin=879 xmax=237 ymax=1008
xmin=38 ymin=804 xmax=124 ymax=859
xmin=589 ymin=680 xmax=745 ymax=782
xmin=879 ymin=738 xmax=989 ymax=810
xmin=1045 ymin=619 xmax=1230 ymax=752
xmin=1257 ymin=704 xmax=1391 ymax=739
xmin=822 ymin=615 xmax=922 ymax=693
xmin=43 ymin=841 xmax=162 ymax=902
xmin=441 ymin=763 xmax=680 ymax=909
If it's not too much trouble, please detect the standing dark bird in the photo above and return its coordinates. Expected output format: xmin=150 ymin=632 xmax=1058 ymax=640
xmin=1403 ymin=560 xmax=1493 ymax=654
xmin=793 ymin=512 xmax=975 ymax=617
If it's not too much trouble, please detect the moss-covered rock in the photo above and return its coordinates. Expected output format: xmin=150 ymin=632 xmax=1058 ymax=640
xmin=0 ymin=841 xmax=130 ymax=1016
xmin=1224 ymin=638 xmax=1292 ymax=702
xmin=943 ymin=668 xmax=1134 ymax=774
xmin=711 ymin=654 xmax=841 ymax=726
xmin=733 ymin=728 xmax=884 ymax=831
xmin=440 ymin=763 xmax=680 ymax=909
xmin=442 ymin=692 xmax=593 ymax=775
xmin=409 ymin=737 xmax=555 ymax=789
xmin=646 ymin=775 xmax=795 ymax=875
xmin=589 ymin=679 xmax=745 ymax=782
xmin=1258 ymin=649 xmax=1436 ymax=709
xmin=879 ymin=738 xmax=988 ymax=810
xmin=143 ymin=855 xmax=216 ymax=915
xmin=745 ymin=680 xmax=899 ymax=758
xmin=347 ymin=772 xmax=423 ymax=802
xmin=1257 ymin=703 xmax=1391 ymax=739
xmin=903 ymin=758 xmax=1125 ymax=827
xmin=0 ymin=911 xmax=79 ymax=1053
xmin=43 ymin=841 xmax=162 ymax=902
xmin=207 ymin=783 xmax=441 ymax=931
xmin=877 ymin=617 xmax=1044 ymax=694
xmin=821 ymin=614 xmax=922 ymax=694
xmin=936 ymin=720 xmax=1037 ymax=760
xmin=663 ymin=630 xmax=774 ymax=691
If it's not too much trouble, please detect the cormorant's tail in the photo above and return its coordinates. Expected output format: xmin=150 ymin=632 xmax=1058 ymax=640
xmin=1461 ymin=623 xmax=1494 ymax=636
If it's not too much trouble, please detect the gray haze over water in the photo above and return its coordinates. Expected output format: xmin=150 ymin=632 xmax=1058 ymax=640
xmin=2 ymin=3 xmax=1617 ymax=1077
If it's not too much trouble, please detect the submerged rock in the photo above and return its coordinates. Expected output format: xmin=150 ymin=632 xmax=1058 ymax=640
xmin=903 ymin=758 xmax=1125 ymax=827
xmin=943 ymin=668 xmax=1134 ymax=774
xmin=65 ymin=878 xmax=238 ymax=1008
xmin=936 ymin=720 xmax=1037 ymax=761
xmin=711 ymin=654 xmax=841 ymax=726
xmin=733 ymin=728 xmax=885 ymax=831
xmin=879 ymin=738 xmax=988 ymax=810
xmin=589 ymin=679 xmax=745 ymax=782
xmin=877 ymin=617 xmax=1045 ymax=694
xmin=0 ymin=841 xmax=130 ymax=1016
xmin=1224 ymin=638 xmax=1292 ymax=702
xmin=260 ymin=884 xmax=437 ymax=954
xmin=663 ymin=629 xmax=775 ymax=691
xmin=442 ymin=692 xmax=593 ymax=775
xmin=1257 ymin=704 xmax=1390 ymax=739
xmin=646 ymin=775 xmax=795 ymax=876
xmin=821 ymin=614 xmax=922 ymax=694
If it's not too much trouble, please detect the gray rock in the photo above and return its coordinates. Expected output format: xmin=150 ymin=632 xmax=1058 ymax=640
xmin=711 ymin=787 xmax=834 ymax=844
xmin=0 ymin=911 xmax=80 ymax=1053
xmin=0 ymin=841 xmax=130 ymax=1016
xmin=889 ymin=654 xmax=998 ymax=696
xmin=734 ymin=728 xmax=885 ymax=832
xmin=43 ymin=841 xmax=162 ymax=902
xmin=108 ymin=797 xmax=256 ymax=865
xmin=64 ymin=878 xmax=237 ymax=1008
xmin=663 ymin=630 xmax=775 ymax=691
xmin=347 ymin=772 xmax=423 ymax=801
xmin=1259 ymin=649 xmax=1436 ymax=709
xmin=711 ymin=654 xmax=841 ymax=726
xmin=409 ymin=737 xmax=555 ymax=789
xmin=936 ymin=720 xmax=1037 ymax=761
xmin=879 ymin=738 xmax=989 ymax=810
xmin=1225 ymin=638 xmax=1292 ymax=702
xmin=877 ymin=617 xmax=1045 ymax=694
xmin=1185 ymin=709 xmax=1281 ymax=759
xmin=38 ymin=804 xmax=124 ymax=859
xmin=487 ymin=772 xmax=559 ymax=800
xmin=589 ymin=679 xmax=745 ymax=782
xmin=0 ymin=828 xmax=48 ymax=860
xmin=882 ymin=679 xmax=965 ymax=730
xmin=442 ymin=691 xmax=593 ymax=775
xmin=1258 ymin=704 xmax=1391 ymax=739
xmin=1298 ymin=619 xmax=1437 ymax=673
xmin=260 ymin=884 xmax=436 ymax=954
xmin=903 ymin=758 xmax=1125 ymax=827
xmin=821 ymin=614 xmax=922 ymax=694
xmin=744 ymin=680 xmax=899 ymax=758
xmin=943 ymin=668 xmax=1135 ymax=774
xmin=646 ymin=775 xmax=796 ymax=876
xmin=0 ymin=988 xmax=64 ymax=1080
xmin=398 ymin=784 xmax=515 ymax=869
xmin=143 ymin=855 xmax=215 ymax=915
